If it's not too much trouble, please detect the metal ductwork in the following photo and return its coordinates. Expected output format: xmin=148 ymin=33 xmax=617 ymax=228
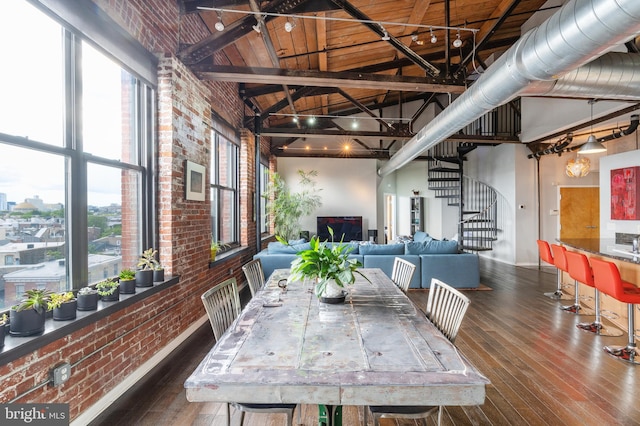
xmin=378 ymin=0 xmax=640 ymax=177
xmin=522 ymin=52 xmax=640 ymax=100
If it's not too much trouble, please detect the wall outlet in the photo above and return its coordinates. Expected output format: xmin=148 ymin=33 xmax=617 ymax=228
xmin=50 ymin=362 xmax=71 ymax=386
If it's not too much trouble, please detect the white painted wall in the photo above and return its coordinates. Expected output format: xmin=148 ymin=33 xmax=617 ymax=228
xmin=277 ymin=157 xmax=379 ymax=238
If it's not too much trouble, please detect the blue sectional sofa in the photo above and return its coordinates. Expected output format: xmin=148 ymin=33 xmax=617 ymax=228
xmin=253 ymin=236 xmax=480 ymax=289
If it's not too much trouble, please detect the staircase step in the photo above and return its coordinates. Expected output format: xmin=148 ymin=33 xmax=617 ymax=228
xmin=463 ymin=227 xmax=498 ymax=232
xmin=429 ymin=185 xmax=459 ymax=191
xmin=462 ymin=210 xmax=480 ymax=215
xmin=428 ymin=177 xmax=460 ymax=182
xmin=462 ymin=245 xmax=494 ymax=252
xmin=462 ymin=236 xmax=498 ymax=241
xmin=429 ymin=167 xmax=461 ymax=173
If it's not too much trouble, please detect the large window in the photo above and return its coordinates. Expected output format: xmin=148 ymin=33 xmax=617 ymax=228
xmin=0 ymin=1 xmax=154 ymax=311
xmin=259 ymin=162 xmax=270 ymax=235
xmin=210 ymin=129 xmax=239 ymax=248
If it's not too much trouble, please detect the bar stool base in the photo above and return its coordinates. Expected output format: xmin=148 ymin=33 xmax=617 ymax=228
xmin=544 ymin=290 xmax=572 ymax=300
xmin=560 ymin=304 xmax=595 ymax=315
xmin=604 ymin=345 xmax=640 ymax=365
xmin=576 ymin=322 xmax=624 ymax=336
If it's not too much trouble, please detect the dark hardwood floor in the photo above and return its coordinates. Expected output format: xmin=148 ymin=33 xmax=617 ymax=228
xmin=91 ymin=258 xmax=640 ymax=425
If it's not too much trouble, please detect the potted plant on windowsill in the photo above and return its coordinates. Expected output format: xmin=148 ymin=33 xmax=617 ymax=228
xmin=210 ymin=241 xmax=229 ymax=262
xmin=48 ymin=291 xmax=77 ymax=321
xmin=119 ymin=268 xmax=137 ymax=294
xmin=136 ymin=248 xmax=156 ymax=287
xmin=77 ymin=286 xmax=98 ymax=311
xmin=96 ymin=278 xmax=120 ymax=302
xmin=285 ymin=226 xmax=369 ymax=303
xmin=0 ymin=313 xmax=7 ymax=348
xmin=9 ymin=289 xmax=52 ymax=337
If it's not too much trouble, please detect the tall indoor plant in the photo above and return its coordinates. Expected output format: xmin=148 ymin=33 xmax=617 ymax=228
xmin=265 ymin=169 xmax=322 ymax=241
xmin=285 ymin=227 xmax=369 ymax=301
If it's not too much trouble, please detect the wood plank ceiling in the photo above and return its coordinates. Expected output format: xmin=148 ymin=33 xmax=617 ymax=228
xmin=179 ymin=0 xmax=552 ymax=158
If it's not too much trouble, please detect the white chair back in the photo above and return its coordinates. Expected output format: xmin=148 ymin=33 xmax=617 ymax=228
xmin=426 ymin=278 xmax=470 ymax=343
xmin=201 ymin=278 xmax=241 ymax=341
xmin=242 ymin=259 xmax=265 ymax=297
xmin=391 ymin=257 xmax=416 ymax=293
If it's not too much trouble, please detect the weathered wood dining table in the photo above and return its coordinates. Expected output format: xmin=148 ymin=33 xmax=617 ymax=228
xmin=184 ymin=268 xmax=489 ymax=425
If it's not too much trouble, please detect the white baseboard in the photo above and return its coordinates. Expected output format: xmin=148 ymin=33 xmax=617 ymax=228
xmin=71 ymin=315 xmax=208 ymax=426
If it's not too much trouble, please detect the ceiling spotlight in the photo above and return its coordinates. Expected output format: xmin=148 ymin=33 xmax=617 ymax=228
xmin=292 ymin=116 xmax=298 ymax=123
xmin=453 ymin=31 xmax=462 ymax=48
xmin=351 ymin=119 xmax=358 ymax=129
xmin=430 ymin=28 xmax=437 ymax=44
xmin=284 ymin=21 xmax=296 ymax=32
xmin=381 ymin=31 xmax=390 ymax=41
xmin=214 ymin=12 xmax=224 ymax=31
xmin=307 ymin=116 xmax=316 ymax=125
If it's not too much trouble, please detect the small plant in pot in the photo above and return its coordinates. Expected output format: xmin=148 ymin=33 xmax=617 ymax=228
xmin=119 ymin=268 xmax=137 ymax=294
xmin=77 ymin=286 xmax=99 ymax=311
xmin=10 ymin=289 xmax=52 ymax=337
xmin=210 ymin=241 xmax=229 ymax=262
xmin=152 ymin=261 xmax=164 ymax=282
xmin=96 ymin=278 xmax=120 ymax=302
xmin=136 ymin=248 xmax=156 ymax=287
xmin=48 ymin=291 xmax=77 ymax=321
xmin=285 ymin=226 xmax=370 ymax=303
xmin=0 ymin=313 xmax=7 ymax=348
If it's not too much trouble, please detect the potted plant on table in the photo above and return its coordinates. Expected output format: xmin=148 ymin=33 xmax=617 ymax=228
xmin=48 ymin=291 xmax=77 ymax=321
xmin=136 ymin=248 xmax=156 ymax=287
xmin=285 ymin=226 xmax=369 ymax=303
xmin=77 ymin=286 xmax=99 ymax=311
xmin=96 ymin=278 xmax=120 ymax=302
xmin=119 ymin=268 xmax=137 ymax=294
xmin=10 ymin=289 xmax=52 ymax=336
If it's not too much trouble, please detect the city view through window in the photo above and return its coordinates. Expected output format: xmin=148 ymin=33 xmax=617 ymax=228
xmin=0 ymin=1 xmax=149 ymax=311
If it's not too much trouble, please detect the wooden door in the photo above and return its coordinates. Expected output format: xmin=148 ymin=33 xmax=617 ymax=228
xmin=559 ymin=187 xmax=599 ymax=239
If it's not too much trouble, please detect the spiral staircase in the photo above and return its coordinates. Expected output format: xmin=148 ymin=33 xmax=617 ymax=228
xmin=426 ymin=142 xmax=499 ymax=253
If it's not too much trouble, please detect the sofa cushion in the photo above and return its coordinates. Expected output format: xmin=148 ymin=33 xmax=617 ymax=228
xmin=405 ymin=240 xmax=458 ymax=254
xmin=412 ymin=231 xmax=431 ymax=243
xmin=359 ymin=244 xmax=405 ymax=255
xmin=267 ymin=241 xmax=311 ymax=254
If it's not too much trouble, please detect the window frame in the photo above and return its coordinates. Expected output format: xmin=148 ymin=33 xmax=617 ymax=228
xmin=210 ymin=125 xmax=240 ymax=250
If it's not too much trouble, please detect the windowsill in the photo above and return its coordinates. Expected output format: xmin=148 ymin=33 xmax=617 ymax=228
xmin=208 ymin=246 xmax=248 ymax=266
xmin=0 ymin=276 xmax=180 ymax=366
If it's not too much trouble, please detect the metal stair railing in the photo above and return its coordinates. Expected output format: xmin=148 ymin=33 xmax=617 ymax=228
xmin=459 ymin=175 xmax=498 ymax=252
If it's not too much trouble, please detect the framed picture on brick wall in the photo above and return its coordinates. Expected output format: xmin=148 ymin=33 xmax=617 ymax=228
xmin=185 ymin=160 xmax=206 ymax=201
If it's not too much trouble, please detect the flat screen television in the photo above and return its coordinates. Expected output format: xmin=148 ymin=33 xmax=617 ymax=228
xmin=317 ymin=216 xmax=363 ymax=242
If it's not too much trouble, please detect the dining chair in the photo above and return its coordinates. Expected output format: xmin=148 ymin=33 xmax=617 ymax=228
xmin=242 ymin=258 xmax=265 ymax=297
xmin=365 ymin=278 xmax=471 ymax=426
xmin=391 ymin=257 xmax=416 ymax=293
xmin=201 ymin=278 xmax=296 ymax=426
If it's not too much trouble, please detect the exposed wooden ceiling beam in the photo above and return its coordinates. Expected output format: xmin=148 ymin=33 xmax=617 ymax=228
xmin=193 ymin=65 xmax=466 ymax=92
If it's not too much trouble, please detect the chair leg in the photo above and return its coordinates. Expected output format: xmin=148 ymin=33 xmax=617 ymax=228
xmin=363 ymin=406 xmax=368 ymax=426
xmin=544 ymin=269 xmax=569 ymax=299
xmin=225 ymin=403 xmax=231 ymax=426
xmin=561 ymin=279 xmax=582 ymax=313
xmin=604 ymin=303 xmax=640 ymax=364
xmin=437 ymin=406 xmax=443 ymax=426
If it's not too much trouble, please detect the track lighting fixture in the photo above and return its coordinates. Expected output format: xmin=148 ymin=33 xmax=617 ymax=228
xmin=381 ymin=30 xmax=390 ymax=41
xmin=430 ymin=28 xmax=437 ymax=44
xmin=214 ymin=12 xmax=224 ymax=31
xmin=252 ymin=23 xmax=261 ymax=33
xmin=453 ymin=31 xmax=462 ymax=48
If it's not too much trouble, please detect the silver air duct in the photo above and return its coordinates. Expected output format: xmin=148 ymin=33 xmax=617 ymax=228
xmin=378 ymin=0 xmax=640 ymax=177
xmin=522 ymin=52 xmax=640 ymax=100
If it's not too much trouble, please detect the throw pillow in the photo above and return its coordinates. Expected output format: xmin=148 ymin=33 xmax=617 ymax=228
xmin=359 ymin=243 xmax=405 ymax=255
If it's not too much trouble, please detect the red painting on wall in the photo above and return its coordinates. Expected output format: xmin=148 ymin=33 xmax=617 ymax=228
xmin=611 ymin=166 xmax=640 ymax=220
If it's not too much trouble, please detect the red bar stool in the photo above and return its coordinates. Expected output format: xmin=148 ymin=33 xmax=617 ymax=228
xmin=565 ymin=252 xmax=621 ymax=336
xmin=537 ymin=240 xmax=570 ymax=300
xmin=550 ymin=244 xmax=578 ymax=309
xmin=590 ymin=258 xmax=640 ymax=364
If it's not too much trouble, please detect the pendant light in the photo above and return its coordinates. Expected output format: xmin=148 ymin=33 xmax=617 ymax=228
xmin=579 ymin=100 xmax=606 ymax=154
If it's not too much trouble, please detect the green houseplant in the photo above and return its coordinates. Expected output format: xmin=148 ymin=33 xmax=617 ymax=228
xmin=210 ymin=241 xmax=230 ymax=262
xmin=286 ymin=227 xmax=369 ymax=301
xmin=119 ymin=268 xmax=137 ymax=294
xmin=136 ymin=248 xmax=157 ymax=287
xmin=0 ymin=313 xmax=7 ymax=348
xmin=264 ymin=170 xmax=322 ymax=241
xmin=48 ymin=291 xmax=77 ymax=321
xmin=10 ymin=289 xmax=53 ymax=336
xmin=77 ymin=286 xmax=99 ymax=311
xmin=96 ymin=278 xmax=120 ymax=302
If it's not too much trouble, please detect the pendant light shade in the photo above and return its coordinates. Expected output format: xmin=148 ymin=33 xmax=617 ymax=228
xmin=566 ymin=156 xmax=590 ymax=178
xmin=578 ymin=134 xmax=606 ymax=154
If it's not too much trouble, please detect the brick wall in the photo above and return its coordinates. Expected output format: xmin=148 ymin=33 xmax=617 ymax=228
xmin=0 ymin=0 xmax=262 ymax=420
